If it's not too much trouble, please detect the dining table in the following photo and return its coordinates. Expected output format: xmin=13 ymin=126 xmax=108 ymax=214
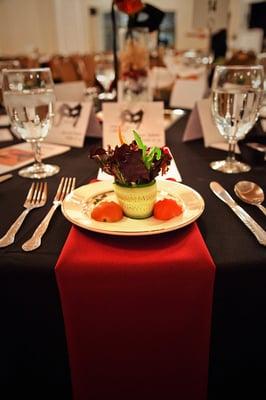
xmin=0 ymin=111 xmax=266 ymax=400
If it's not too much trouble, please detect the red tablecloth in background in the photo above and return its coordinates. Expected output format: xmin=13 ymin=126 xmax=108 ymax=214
xmin=55 ymin=222 xmax=215 ymax=400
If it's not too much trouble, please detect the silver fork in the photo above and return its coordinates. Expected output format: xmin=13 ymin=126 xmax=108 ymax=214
xmin=22 ymin=177 xmax=76 ymax=252
xmin=0 ymin=182 xmax=47 ymax=248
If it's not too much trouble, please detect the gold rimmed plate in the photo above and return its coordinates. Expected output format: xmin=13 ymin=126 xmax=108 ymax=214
xmin=61 ymin=180 xmax=205 ymax=236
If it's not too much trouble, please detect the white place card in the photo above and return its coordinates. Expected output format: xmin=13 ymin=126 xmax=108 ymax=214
xmin=54 ymin=81 xmax=87 ymax=102
xmin=0 ymin=115 xmax=10 ymax=126
xmin=0 ymin=128 xmax=13 ymax=142
xmin=97 ymin=108 xmax=186 ymax=131
xmin=169 ymin=74 xmax=207 ymax=110
xmin=47 ymin=101 xmax=93 ymax=148
xmin=0 ymin=142 xmax=70 ymax=175
xmin=182 ymin=98 xmax=240 ymax=153
xmin=86 ymin=107 xmax=102 ymax=138
xmin=102 ymin=101 xmax=165 ymax=148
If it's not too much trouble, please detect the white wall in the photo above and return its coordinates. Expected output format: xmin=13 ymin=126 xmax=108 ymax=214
xmin=227 ymin=0 xmax=265 ymax=52
xmin=0 ymin=0 xmax=58 ymax=55
xmin=193 ymin=0 xmax=229 ymax=33
xmin=0 ymin=0 xmax=260 ymax=57
xmin=86 ymin=0 xmax=195 ymax=51
xmin=54 ymin=0 xmax=89 ymax=54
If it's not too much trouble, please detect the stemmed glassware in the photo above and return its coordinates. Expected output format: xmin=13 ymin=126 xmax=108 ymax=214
xmin=210 ymin=65 xmax=264 ymax=173
xmin=94 ymin=53 xmax=115 ymax=100
xmin=257 ymin=53 xmax=266 ymax=116
xmin=2 ymin=68 xmax=59 ymax=179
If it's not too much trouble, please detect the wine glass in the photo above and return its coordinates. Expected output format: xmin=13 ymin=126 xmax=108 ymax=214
xmin=2 ymin=68 xmax=59 ymax=179
xmin=94 ymin=53 xmax=115 ymax=100
xmin=210 ymin=65 xmax=264 ymax=173
xmin=257 ymin=53 xmax=266 ymax=117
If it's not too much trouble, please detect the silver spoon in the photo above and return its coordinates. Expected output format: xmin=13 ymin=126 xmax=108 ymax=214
xmin=234 ymin=181 xmax=266 ymax=216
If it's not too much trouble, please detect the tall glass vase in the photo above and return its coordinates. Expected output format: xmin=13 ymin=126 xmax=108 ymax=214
xmin=118 ymin=27 xmax=151 ymax=102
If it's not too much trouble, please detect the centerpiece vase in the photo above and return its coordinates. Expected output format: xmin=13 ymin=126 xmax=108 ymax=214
xmin=118 ymin=27 xmax=151 ymax=102
xmin=113 ymin=180 xmax=157 ymax=219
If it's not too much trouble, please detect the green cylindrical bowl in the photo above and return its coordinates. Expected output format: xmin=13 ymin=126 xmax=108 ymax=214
xmin=113 ymin=181 xmax=157 ymax=219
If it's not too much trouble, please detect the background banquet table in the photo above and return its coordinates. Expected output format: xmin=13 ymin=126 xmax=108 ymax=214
xmin=0 ymin=113 xmax=266 ymax=399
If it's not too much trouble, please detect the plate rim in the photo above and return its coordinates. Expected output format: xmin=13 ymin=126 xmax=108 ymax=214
xmin=61 ymin=180 xmax=205 ymax=236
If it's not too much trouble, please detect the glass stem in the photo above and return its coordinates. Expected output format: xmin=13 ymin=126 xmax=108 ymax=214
xmin=227 ymin=118 xmax=238 ymax=163
xmin=226 ymin=141 xmax=236 ymax=163
xmin=31 ymin=141 xmax=43 ymax=167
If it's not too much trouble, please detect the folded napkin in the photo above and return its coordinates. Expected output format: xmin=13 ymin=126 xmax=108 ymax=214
xmin=55 ymin=205 xmax=215 ymax=400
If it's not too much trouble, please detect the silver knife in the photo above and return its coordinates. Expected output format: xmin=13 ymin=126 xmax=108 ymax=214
xmin=210 ymin=181 xmax=266 ymax=246
xmin=0 ymin=174 xmax=13 ymax=183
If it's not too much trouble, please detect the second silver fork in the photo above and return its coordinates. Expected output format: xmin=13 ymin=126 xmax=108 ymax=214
xmin=0 ymin=181 xmax=47 ymax=248
xmin=22 ymin=177 xmax=76 ymax=252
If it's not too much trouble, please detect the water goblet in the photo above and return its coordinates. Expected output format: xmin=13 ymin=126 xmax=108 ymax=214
xmin=210 ymin=65 xmax=264 ymax=173
xmin=94 ymin=53 xmax=115 ymax=100
xmin=2 ymin=68 xmax=59 ymax=179
xmin=257 ymin=52 xmax=266 ymax=117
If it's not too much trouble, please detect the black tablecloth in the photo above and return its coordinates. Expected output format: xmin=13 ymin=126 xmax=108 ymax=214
xmin=0 ymin=114 xmax=266 ymax=399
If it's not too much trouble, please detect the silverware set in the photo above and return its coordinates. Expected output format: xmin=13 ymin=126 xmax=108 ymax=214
xmin=0 ymin=176 xmax=76 ymax=251
xmin=22 ymin=177 xmax=76 ymax=251
xmin=210 ymin=181 xmax=266 ymax=246
xmin=234 ymin=181 xmax=266 ymax=216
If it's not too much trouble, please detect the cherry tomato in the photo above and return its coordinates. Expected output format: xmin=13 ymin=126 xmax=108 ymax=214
xmin=153 ymin=198 xmax=183 ymax=220
xmin=91 ymin=201 xmax=124 ymax=222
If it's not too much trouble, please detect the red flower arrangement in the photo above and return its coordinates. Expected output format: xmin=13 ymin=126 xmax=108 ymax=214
xmin=114 ymin=0 xmax=144 ymax=15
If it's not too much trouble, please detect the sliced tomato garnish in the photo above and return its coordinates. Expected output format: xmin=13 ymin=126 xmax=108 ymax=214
xmin=153 ymin=198 xmax=183 ymax=220
xmin=91 ymin=201 xmax=124 ymax=222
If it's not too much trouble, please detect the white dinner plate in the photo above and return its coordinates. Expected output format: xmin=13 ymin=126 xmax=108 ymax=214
xmin=61 ymin=180 xmax=205 ymax=236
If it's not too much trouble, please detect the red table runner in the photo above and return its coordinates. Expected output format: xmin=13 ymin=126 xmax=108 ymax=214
xmin=55 ymin=221 xmax=215 ymax=400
